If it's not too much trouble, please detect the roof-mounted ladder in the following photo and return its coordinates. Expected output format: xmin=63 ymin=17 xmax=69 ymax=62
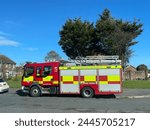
xmin=69 ymin=55 xmax=121 ymax=65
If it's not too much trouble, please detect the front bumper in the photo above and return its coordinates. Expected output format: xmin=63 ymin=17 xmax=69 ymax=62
xmin=0 ymin=86 xmax=9 ymax=93
xmin=22 ymin=86 xmax=29 ymax=93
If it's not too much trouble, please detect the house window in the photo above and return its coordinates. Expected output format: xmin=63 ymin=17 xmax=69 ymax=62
xmin=9 ymin=64 xmax=12 ymax=68
xmin=5 ymin=64 xmax=8 ymax=68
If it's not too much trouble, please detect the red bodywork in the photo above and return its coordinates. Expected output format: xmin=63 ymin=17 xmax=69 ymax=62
xmin=22 ymin=62 xmax=122 ymax=95
xmin=22 ymin=62 xmax=60 ymax=87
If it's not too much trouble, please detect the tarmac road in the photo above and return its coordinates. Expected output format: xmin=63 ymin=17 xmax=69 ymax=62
xmin=0 ymin=88 xmax=150 ymax=113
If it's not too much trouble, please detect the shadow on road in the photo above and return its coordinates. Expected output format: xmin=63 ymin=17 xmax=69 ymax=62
xmin=16 ymin=89 xmax=116 ymax=99
xmin=16 ymin=89 xmax=28 ymax=96
xmin=95 ymin=94 xmax=116 ymax=99
xmin=0 ymin=91 xmax=9 ymax=94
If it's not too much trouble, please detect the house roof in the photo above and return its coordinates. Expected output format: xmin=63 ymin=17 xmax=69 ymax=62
xmin=0 ymin=54 xmax=16 ymax=65
xmin=124 ymin=65 xmax=137 ymax=72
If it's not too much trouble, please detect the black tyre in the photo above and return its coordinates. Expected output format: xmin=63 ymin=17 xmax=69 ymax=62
xmin=81 ymin=87 xmax=94 ymax=98
xmin=29 ymin=86 xmax=41 ymax=97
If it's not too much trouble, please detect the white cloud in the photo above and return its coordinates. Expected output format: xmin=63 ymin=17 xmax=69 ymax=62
xmin=0 ymin=39 xmax=19 ymax=47
xmin=0 ymin=31 xmax=19 ymax=47
xmin=24 ymin=47 xmax=39 ymax=51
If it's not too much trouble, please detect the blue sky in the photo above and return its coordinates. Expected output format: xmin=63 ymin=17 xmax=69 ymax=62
xmin=0 ymin=0 xmax=150 ymax=68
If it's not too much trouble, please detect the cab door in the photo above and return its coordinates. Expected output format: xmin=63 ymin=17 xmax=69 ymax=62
xmin=42 ymin=66 xmax=53 ymax=86
xmin=34 ymin=66 xmax=43 ymax=85
xmin=42 ymin=65 xmax=59 ymax=86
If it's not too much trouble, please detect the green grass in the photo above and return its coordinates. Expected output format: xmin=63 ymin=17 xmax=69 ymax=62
xmin=7 ymin=76 xmax=22 ymax=89
xmin=7 ymin=80 xmax=21 ymax=88
xmin=123 ymin=80 xmax=150 ymax=89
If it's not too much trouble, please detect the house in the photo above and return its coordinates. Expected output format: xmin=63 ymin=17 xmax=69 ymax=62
xmin=15 ymin=66 xmax=23 ymax=76
xmin=148 ymin=70 xmax=150 ymax=78
xmin=124 ymin=65 xmax=137 ymax=72
xmin=0 ymin=54 xmax=16 ymax=79
xmin=124 ymin=65 xmax=146 ymax=80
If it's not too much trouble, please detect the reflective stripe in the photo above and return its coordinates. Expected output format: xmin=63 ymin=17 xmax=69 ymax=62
xmin=23 ymin=76 xmax=33 ymax=82
xmin=61 ymin=75 xmax=78 ymax=84
xmin=99 ymin=76 xmax=107 ymax=81
xmin=73 ymin=81 xmax=78 ymax=84
xmin=99 ymin=81 xmax=108 ymax=84
xmin=53 ymin=81 xmax=58 ymax=84
xmin=61 ymin=75 xmax=121 ymax=84
xmin=99 ymin=75 xmax=120 ymax=84
xmin=60 ymin=81 xmax=79 ymax=84
xmin=108 ymin=81 xmax=120 ymax=84
xmin=39 ymin=80 xmax=59 ymax=84
xmin=39 ymin=81 xmax=43 ymax=84
xmin=108 ymin=75 xmax=120 ymax=81
xmin=62 ymin=76 xmax=73 ymax=82
xmin=80 ymin=81 xmax=85 ymax=84
xmin=60 ymin=81 xmax=63 ymax=84
xmin=111 ymin=66 xmax=121 ymax=69
xmin=43 ymin=76 xmax=53 ymax=81
xmin=84 ymin=76 xmax=96 ymax=81
xmin=60 ymin=71 xmax=121 ymax=85
xmin=59 ymin=65 xmax=122 ymax=70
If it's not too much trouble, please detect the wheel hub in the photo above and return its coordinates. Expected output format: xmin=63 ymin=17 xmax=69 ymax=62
xmin=84 ymin=90 xmax=91 ymax=97
xmin=33 ymin=89 xmax=39 ymax=95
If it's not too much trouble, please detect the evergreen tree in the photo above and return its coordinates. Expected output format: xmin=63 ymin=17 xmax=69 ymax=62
xmin=95 ymin=9 xmax=143 ymax=67
xmin=58 ymin=8 xmax=143 ymax=66
xmin=59 ymin=18 xmax=95 ymax=59
xmin=137 ymin=64 xmax=148 ymax=79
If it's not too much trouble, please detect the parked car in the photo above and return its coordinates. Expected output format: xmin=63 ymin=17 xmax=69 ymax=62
xmin=0 ymin=79 xmax=9 ymax=93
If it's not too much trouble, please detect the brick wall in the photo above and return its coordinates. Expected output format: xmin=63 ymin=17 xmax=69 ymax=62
xmin=123 ymin=71 xmax=146 ymax=80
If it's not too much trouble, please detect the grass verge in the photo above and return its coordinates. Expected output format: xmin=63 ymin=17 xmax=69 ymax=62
xmin=123 ymin=80 xmax=150 ymax=89
xmin=7 ymin=77 xmax=22 ymax=89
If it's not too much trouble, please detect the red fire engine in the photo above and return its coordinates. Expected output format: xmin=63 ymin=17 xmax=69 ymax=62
xmin=22 ymin=56 xmax=123 ymax=97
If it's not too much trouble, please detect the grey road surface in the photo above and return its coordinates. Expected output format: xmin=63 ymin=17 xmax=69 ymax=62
xmin=0 ymin=88 xmax=150 ymax=113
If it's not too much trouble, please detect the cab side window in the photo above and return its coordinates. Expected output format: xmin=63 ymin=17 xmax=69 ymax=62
xmin=43 ymin=66 xmax=52 ymax=76
xmin=25 ymin=67 xmax=34 ymax=77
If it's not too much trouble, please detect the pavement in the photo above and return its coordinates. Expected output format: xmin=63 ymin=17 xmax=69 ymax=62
xmin=117 ymin=88 xmax=150 ymax=99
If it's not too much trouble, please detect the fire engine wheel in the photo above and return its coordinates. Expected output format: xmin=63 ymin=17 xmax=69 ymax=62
xmin=29 ymin=86 xmax=41 ymax=97
xmin=81 ymin=87 xmax=94 ymax=98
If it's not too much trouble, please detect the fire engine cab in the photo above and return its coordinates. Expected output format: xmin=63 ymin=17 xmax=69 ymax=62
xmin=22 ymin=56 xmax=123 ymax=98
